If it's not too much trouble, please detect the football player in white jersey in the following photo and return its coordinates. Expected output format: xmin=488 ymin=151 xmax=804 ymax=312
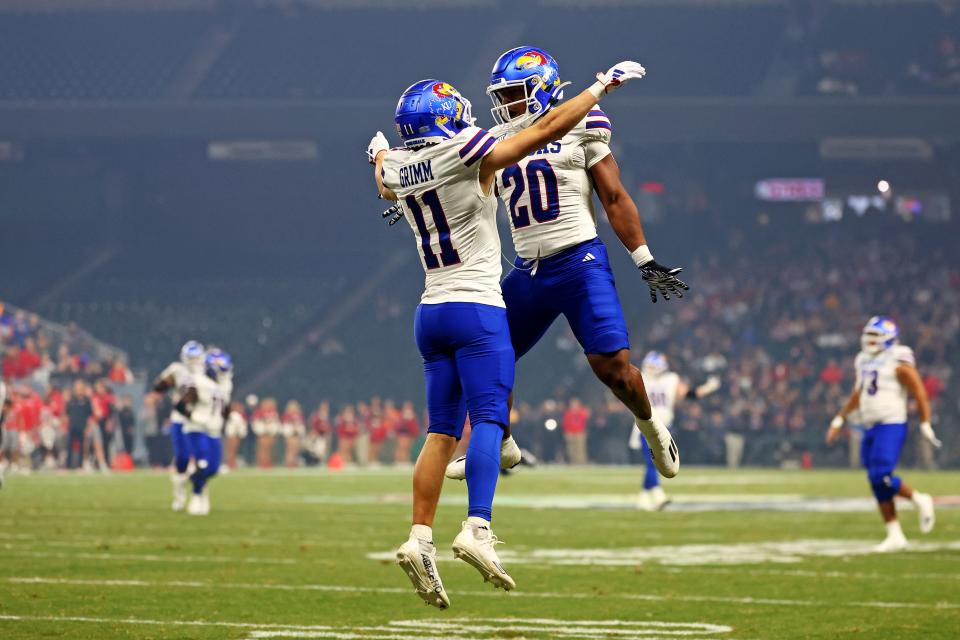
xmin=826 ymin=316 xmax=940 ymax=552
xmin=177 ymin=348 xmax=232 ymax=516
xmin=367 ymin=60 xmax=648 ymax=608
xmin=631 ymin=351 xmax=720 ymax=511
xmin=441 ymin=47 xmax=685 ymax=483
xmin=152 ymin=340 xmax=204 ymax=511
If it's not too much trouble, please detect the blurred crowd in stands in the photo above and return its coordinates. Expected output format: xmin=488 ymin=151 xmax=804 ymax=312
xmin=0 ymin=303 xmax=138 ymax=473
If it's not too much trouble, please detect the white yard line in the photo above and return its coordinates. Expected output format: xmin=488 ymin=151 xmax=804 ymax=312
xmin=660 ymin=566 xmax=960 ymax=581
xmin=6 ymin=576 xmax=957 ymax=611
xmin=14 ymin=551 xmax=296 ymax=565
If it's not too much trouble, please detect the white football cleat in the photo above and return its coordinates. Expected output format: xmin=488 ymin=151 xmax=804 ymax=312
xmin=445 ymin=436 xmax=522 ymax=481
xmin=636 ymin=490 xmax=654 ymax=512
xmin=452 ymin=521 xmax=515 ymax=591
xmin=638 ymin=487 xmax=671 ymax=512
xmin=913 ymin=492 xmax=935 ymax=534
xmin=872 ymin=532 xmax=908 ymax=553
xmin=186 ymin=493 xmax=208 ymax=516
xmin=396 ymin=535 xmax=450 ymax=609
xmin=171 ymin=474 xmax=187 ymax=512
xmin=634 ymin=417 xmax=679 ymax=478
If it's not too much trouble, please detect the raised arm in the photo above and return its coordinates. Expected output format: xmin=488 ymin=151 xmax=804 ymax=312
xmin=367 ymin=131 xmax=398 ymax=201
xmin=478 ymin=61 xmax=646 ymax=187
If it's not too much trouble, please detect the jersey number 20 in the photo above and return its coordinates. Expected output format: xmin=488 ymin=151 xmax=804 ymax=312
xmin=502 ymin=159 xmax=560 ymax=229
xmin=406 ymin=189 xmax=461 ymax=270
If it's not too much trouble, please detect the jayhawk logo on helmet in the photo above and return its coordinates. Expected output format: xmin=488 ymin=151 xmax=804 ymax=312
xmin=432 ymin=82 xmax=456 ymax=97
xmin=515 ymin=51 xmax=547 ymax=70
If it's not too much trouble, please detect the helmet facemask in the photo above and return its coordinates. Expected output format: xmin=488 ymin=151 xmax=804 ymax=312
xmin=861 ymin=330 xmax=893 ymax=355
xmin=487 ymin=76 xmax=569 ymax=130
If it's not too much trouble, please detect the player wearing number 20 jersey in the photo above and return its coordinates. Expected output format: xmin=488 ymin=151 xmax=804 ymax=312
xmin=467 ymin=46 xmax=682 ymax=482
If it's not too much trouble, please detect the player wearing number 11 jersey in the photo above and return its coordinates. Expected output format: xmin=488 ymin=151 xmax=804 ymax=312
xmin=367 ymin=61 xmax=649 ymax=609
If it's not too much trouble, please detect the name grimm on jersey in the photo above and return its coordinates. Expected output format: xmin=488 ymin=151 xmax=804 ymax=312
xmin=399 ymin=159 xmax=434 ymax=188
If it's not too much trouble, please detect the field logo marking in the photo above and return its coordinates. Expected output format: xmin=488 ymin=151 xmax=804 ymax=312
xmin=0 ymin=614 xmax=731 ymax=640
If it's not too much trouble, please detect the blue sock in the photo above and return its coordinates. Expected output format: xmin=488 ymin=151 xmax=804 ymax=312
xmin=641 ymin=436 xmax=660 ymax=490
xmin=465 ymin=421 xmax=503 ymax=521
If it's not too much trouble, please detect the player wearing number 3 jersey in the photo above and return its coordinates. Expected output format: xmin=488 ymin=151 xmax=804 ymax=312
xmin=827 ymin=316 xmax=940 ymax=552
xmin=367 ymin=61 xmax=648 ymax=609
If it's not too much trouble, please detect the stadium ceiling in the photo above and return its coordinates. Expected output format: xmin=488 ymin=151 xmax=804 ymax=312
xmin=2 ymin=97 xmax=959 ymax=144
xmin=0 ymin=0 xmax=951 ymax=10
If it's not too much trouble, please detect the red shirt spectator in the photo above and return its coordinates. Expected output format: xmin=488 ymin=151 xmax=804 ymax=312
xmin=18 ymin=346 xmax=42 ymax=376
xmin=923 ymin=373 xmax=945 ymax=402
xmin=562 ymin=399 xmax=591 ymax=435
xmin=3 ymin=346 xmax=27 ymax=379
xmin=397 ymin=402 xmax=420 ymax=438
xmin=46 ymin=388 xmax=65 ymax=418
xmin=820 ymin=361 xmax=844 ymax=385
xmin=108 ymin=361 xmax=133 ymax=384
xmin=336 ymin=408 xmax=360 ymax=440
xmin=310 ymin=408 xmax=331 ymax=436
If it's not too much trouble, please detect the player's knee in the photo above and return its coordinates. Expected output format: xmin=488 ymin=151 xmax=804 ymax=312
xmin=867 ymin=468 xmax=898 ymax=502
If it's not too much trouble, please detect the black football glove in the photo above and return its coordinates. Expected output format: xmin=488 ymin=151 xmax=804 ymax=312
xmin=382 ymin=202 xmax=404 ymax=226
xmin=638 ymin=260 xmax=688 ymax=303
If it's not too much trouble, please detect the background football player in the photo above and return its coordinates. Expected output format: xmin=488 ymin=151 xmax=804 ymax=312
xmin=152 ymin=340 xmax=204 ymax=511
xmin=826 ymin=316 xmax=940 ymax=552
xmin=368 ymin=60 xmax=648 ymax=609
xmin=632 ymin=351 xmax=720 ymax=511
xmin=444 ymin=47 xmax=686 ymax=482
xmin=175 ymin=348 xmax=232 ymax=516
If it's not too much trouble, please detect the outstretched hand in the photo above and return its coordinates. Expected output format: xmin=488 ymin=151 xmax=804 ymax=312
xmin=638 ymin=260 xmax=688 ymax=303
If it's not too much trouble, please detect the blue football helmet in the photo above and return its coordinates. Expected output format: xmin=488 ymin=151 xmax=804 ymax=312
xmin=487 ymin=46 xmax=569 ymax=128
xmin=395 ymin=79 xmax=476 ymax=148
xmin=861 ymin=316 xmax=899 ymax=354
xmin=205 ymin=348 xmax=233 ymax=380
xmin=180 ymin=340 xmax=205 ymax=370
xmin=642 ymin=351 xmax=669 ymax=375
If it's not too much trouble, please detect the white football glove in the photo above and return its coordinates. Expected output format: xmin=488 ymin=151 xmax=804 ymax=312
xmin=919 ymin=421 xmax=942 ymax=449
xmin=593 ymin=61 xmax=646 ymax=96
xmin=697 ymin=376 xmax=722 ymax=397
xmin=366 ymin=131 xmax=389 ymax=165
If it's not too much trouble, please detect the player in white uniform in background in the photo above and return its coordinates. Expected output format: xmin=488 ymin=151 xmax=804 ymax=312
xmin=177 ymin=348 xmax=232 ymax=516
xmin=368 ymin=60 xmax=648 ymax=608
xmin=827 ymin=316 xmax=940 ymax=552
xmin=631 ymin=351 xmax=720 ymax=511
xmin=152 ymin=340 xmax=204 ymax=511
xmin=442 ymin=47 xmax=686 ymax=483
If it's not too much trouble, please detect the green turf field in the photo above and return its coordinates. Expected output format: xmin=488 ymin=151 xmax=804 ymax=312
xmin=1 ymin=466 xmax=958 ymax=639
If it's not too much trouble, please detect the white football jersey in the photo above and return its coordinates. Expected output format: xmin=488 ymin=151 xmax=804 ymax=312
xmin=854 ymin=345 xmax=915 ymax=426
xmin=644 ymin=371 xmax=680 ymax=429
xmin=491 ymin=108 xmax=612 ymax=259
xmin=161 ymin=361 xmax=196 ymax=424
xmin=381 ymin=126 xmax=504 ymax=308
xmin=183 ymin=374 xmax=228 ymax=437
